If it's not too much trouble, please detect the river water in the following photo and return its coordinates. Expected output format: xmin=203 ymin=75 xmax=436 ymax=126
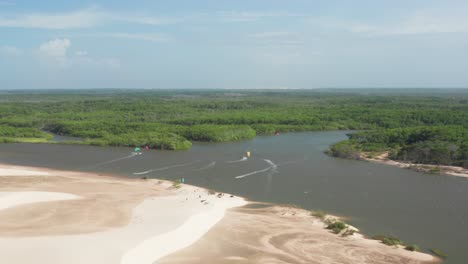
xmin=0 ymin=131 xmax=466 ymax=263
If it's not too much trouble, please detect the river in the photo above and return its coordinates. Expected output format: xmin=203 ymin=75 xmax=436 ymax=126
xmin=0 ymin=131 xmax=466 ymax=263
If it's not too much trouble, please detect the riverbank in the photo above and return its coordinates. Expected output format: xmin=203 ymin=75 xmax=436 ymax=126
xmin=362 ymin=152 xmax=468 ymax=178
xmin=0 ymin=163 xmax=438 ymax=263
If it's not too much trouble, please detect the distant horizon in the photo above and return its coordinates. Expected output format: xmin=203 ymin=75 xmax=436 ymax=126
xmin=1 ymin=87 xmax=468 ymax=91
xmin=1 ymin=0 xmax=468 ymax=89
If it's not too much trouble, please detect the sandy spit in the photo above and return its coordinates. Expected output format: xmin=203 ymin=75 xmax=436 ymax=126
xmin=362 ymin=152 xmax=468 ymax=178
xmin=0 ymin=163 xmax=439 ymax=264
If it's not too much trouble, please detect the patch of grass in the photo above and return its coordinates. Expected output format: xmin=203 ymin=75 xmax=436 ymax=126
xmin=311 ymin=210 xmax=327 ymax=220
xmin=428 ymin=167 xmax=441 ymax=174
xmin=0 ymin=137 xmax=50 ymax=143
xmin=172 ymin=179 xmax=182 ymax=189
xmin=326 ymin=221 xmax=347 ymax=234
xmin=430 ymin=248 xmax=448 ymax=258
xmin=405 ymin=245 xmax=420 ymax=252
xmin=372 ymin=235 xmax=403 ymax=246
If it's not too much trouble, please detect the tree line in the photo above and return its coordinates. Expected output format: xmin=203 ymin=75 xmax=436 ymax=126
xmin=0 ymin=90 xmax=467 ymax=151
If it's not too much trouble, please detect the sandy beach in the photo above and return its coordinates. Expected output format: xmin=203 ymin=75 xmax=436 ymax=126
xmin=0 ymin=163 xmax=439 ymax=264
xmin=363 ymin=152 xmax=468 ymax=178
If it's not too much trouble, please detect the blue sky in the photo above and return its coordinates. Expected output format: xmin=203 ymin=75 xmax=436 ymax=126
xmin=0 ymin=0 xmax=467 ymax=89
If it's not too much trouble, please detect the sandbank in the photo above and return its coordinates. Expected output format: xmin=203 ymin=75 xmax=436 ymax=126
xmin=0 ymin=163 xmax=439 ymax=264
xmin=363 ymin=152 xmax=468 ymax=178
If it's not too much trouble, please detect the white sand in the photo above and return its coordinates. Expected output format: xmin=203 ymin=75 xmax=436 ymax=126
xmin=0 ymin=184 xmax=247 ymax=264
xmin=0 ymin=191 xmax=80 ymax=210
xmin=121 ymin=192 xmax=246 ymax=264
xmin=0 ymin=168 xmax=49 ymax=176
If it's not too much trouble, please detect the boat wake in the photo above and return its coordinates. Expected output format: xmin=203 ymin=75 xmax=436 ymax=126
xmin=91 ymin=153 xmax=139 ymax=168
xmin=235 ymin=159 xmax=278 ymax=179
xmin=133 ymin=161 xmax=199 ymax=175
xmin=264 ymin=159 xmax=278 ymax=171
xmin=226 ymin=157 xmax=248 ymax=163
xmin=194 ymin=161 xmax=216 ymax=171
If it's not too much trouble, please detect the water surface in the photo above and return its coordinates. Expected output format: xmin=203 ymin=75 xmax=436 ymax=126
xmin=1 ymin=131 xmax=466 ymax=263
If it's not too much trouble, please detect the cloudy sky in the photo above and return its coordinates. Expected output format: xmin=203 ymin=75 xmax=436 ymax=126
xmin=0 ymin=0 xmax=467 ymax=89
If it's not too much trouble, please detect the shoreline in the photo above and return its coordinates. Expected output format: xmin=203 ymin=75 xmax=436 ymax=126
xmin=362 ymin=152 xmax=468 ymax=178
xmin=0 ymin=163 xmax=439 ymax=264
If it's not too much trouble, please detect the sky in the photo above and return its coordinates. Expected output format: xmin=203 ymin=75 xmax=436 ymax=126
xmin=0 ymin=0 xmax=467 ymax=89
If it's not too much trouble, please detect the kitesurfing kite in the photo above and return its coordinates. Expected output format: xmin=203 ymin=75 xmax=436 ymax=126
xmin=132 ymin=147 xmax=142 ymax=155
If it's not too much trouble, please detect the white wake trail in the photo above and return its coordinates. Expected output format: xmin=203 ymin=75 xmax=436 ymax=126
xmin=194 ymin=161 xmax=216 ymax=171
xmin=133 ymin=161 xmax=199 ymax=175
xmin=234 ymin=159 xmax=278 ymax=179
xmin=92 ymin=153 xmax=138 ymax=167
xmin=263 ymin=159 xmax=278 ymax=170
xmin=226 ymin=157 xmax=248 ymax=163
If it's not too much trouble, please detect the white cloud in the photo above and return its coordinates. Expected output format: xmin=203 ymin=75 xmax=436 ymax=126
xmin=39 ymin=38 xmax=71 ymax=62
xmin=74 ymin=56 xmax=121 ymax=69
xmin=115 ymin=15 xmax=182 ymax=26
xmin=383 ymin=12 xmax=468 ymax=35
xmin=0 ymin=45 xmax=21 ymax=56
xmin=219 ymin=11 xmax=302 ymax=22
xmin=104 ymin=32 xmax=172 ymax=42
xmin=75 ymin=50 xmax=88 ymax=56
xmin=0 ymin=8 xmax=178 ymax=29
xmin=37 ymin=38 xmax=119 ymax=69
xmin=0 ymin=9 xmax=102 ymax=29
xmin=317 ymin=9 xmax=468 ymax=36
xmin=248 ymin=31 xmax=303 ymax=46
xmin=249 ymin=31 xmax=294 ymax=39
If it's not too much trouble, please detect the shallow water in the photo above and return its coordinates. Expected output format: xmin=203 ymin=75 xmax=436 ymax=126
xmin=1 ymin=131 xmax=466 ymax=263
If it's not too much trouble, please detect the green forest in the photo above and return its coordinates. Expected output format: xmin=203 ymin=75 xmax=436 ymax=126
xmin=0 ymin=89 xmax=467 ymax=164
xmin=328 ymin=126 xmax=468 ymax=168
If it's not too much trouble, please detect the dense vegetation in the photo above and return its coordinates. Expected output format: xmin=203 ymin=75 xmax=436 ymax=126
xmin=329 ymin=126 xmax=468 ymax=168
xmin=0 ymin=89 xmax=467 ymax=153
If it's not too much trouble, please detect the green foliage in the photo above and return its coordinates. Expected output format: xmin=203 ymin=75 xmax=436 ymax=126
xmin=105 ymin=132 xmax=192 ymax=150
xmin=183 ymin=125 xmax=256 ymax=142
xmin=405 ymin=244 xmax=420 ymax=251
xmin=1 ymin=90 xmax=467 ymax=151
xmin=327 ymin=140 xmax=361 ymax=159
xmin=336 ymin=126 xmax=468 ymax=167
xmin=372 ymin=235 xmax=403 ymax=246
xmin=326 ymin=221 xmax=347 ymax=234
xmin=172 ymin=179 xmax=182 ymax=189
xmin=0 ymin=125 xmax=52 ymax=139
xmin=430 ymin=248 xmax=448 ymax=258
xmin=311 ymin=210 xmax=327 ymax=219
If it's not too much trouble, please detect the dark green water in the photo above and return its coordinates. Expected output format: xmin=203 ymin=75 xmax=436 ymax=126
xmin=1 ymin=131 xmax=466 ymax=263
